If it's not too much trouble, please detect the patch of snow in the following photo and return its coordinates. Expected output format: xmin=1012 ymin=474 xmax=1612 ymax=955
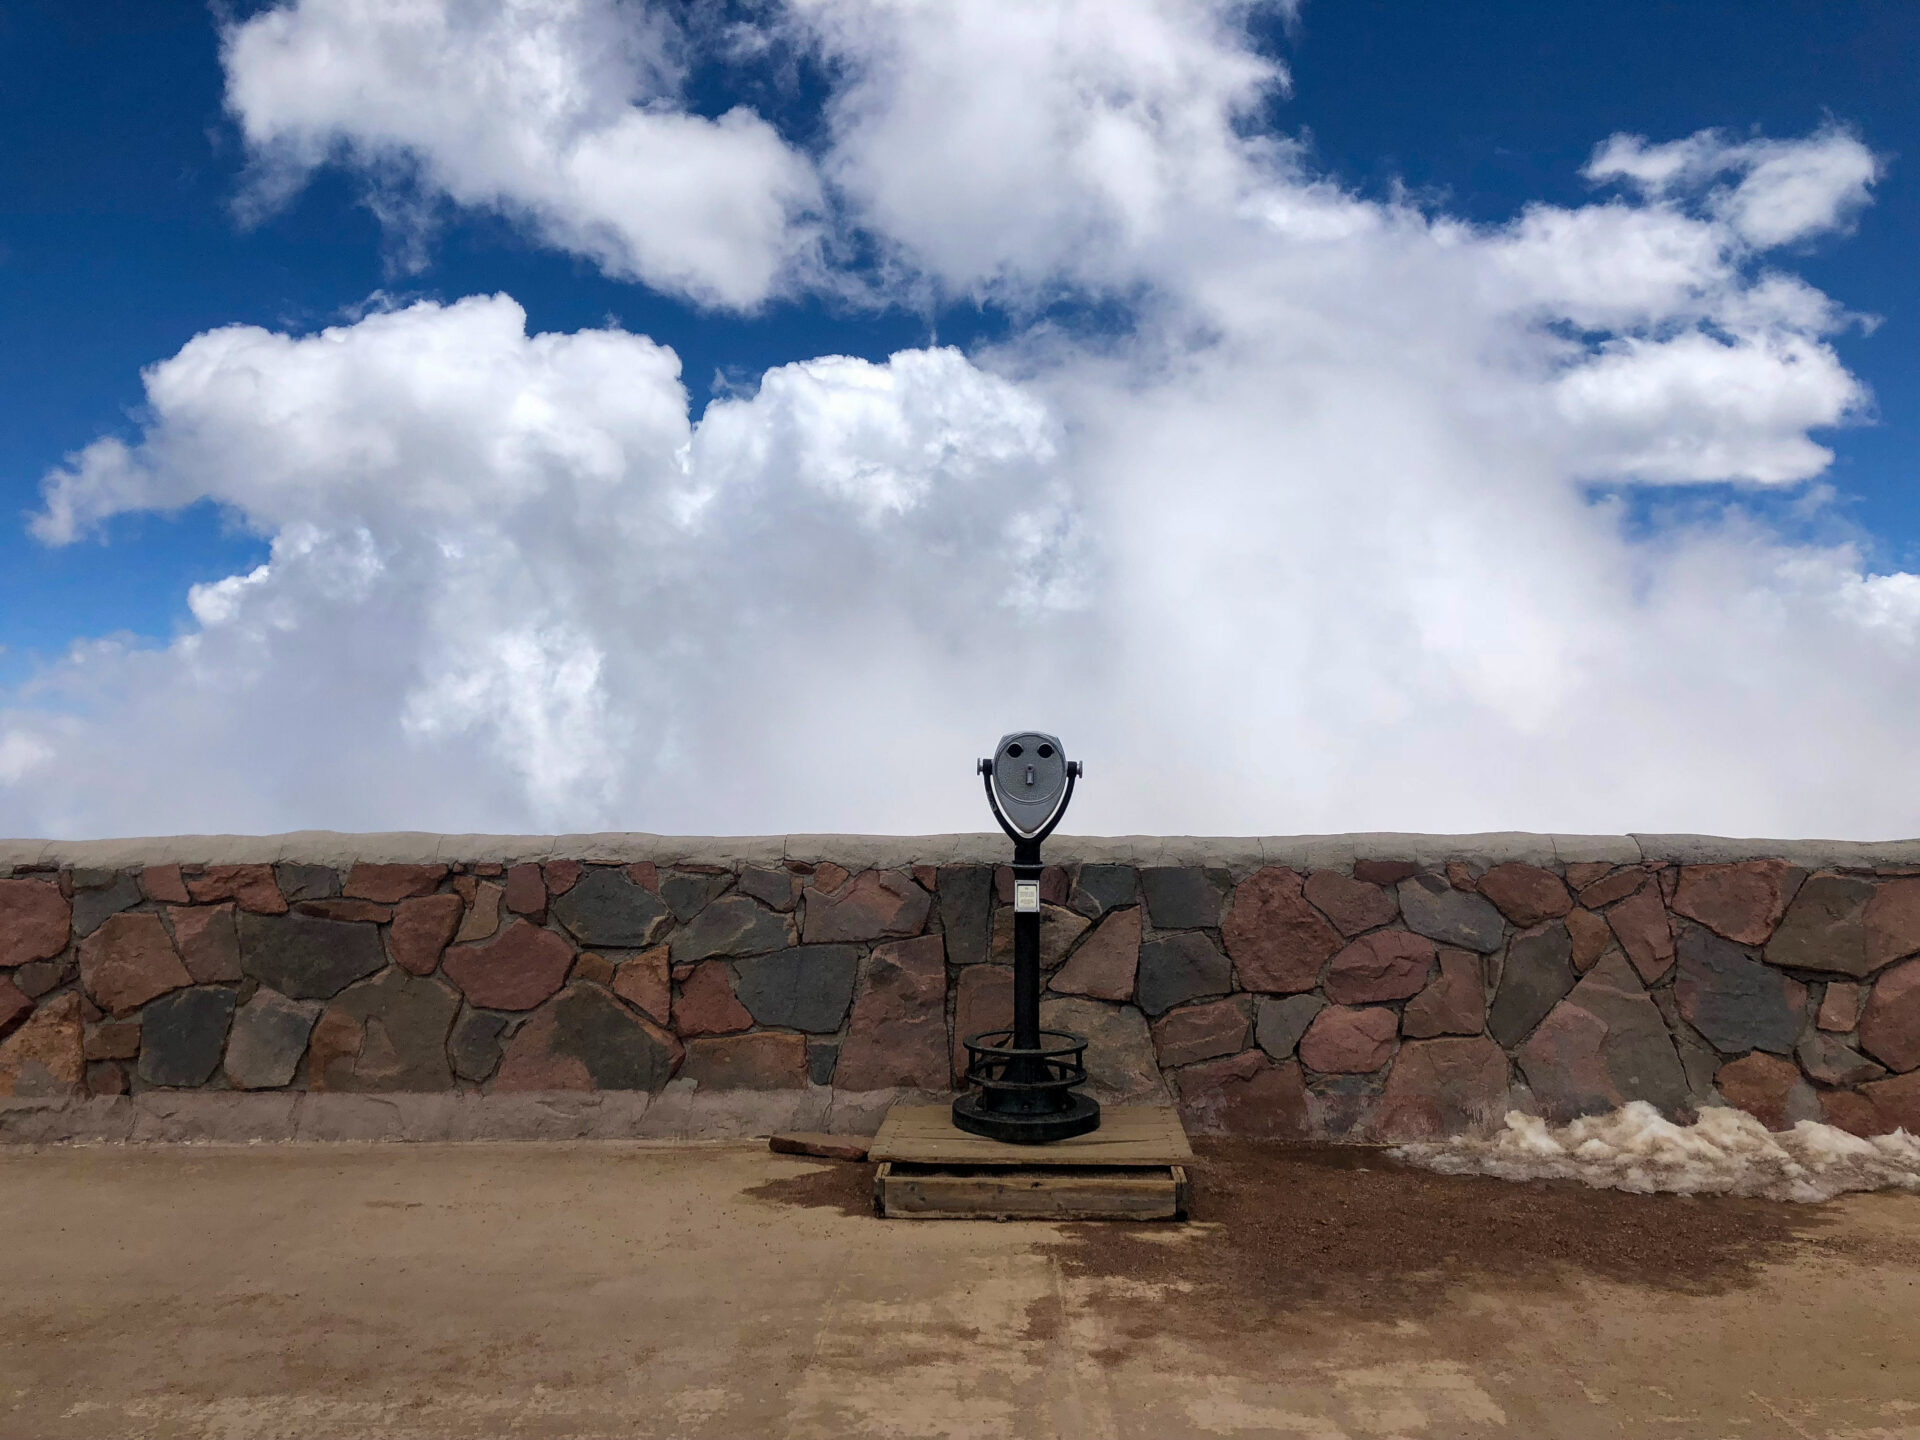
xmin=1395 ymin=1102 xmax=1920 ymax=1204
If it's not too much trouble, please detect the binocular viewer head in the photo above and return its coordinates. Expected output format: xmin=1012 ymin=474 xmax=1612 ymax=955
xmin=978 ymin=731 xmax=1080 ymax=842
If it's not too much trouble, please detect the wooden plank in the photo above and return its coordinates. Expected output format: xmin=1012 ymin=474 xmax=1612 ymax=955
xmin=870 ymin=1105 xmax=1193 ymax=1167
xmin=876 ymin=1163 xmax=1183 ymax=1221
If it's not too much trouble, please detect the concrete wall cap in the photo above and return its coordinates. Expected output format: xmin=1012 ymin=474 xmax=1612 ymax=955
xmin=8 ymin=831 xmax=1919 ymax=872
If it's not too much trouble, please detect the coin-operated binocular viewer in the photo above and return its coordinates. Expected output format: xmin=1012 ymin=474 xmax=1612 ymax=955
xmin=952 ymin=732 xmax=1102 ymax=1143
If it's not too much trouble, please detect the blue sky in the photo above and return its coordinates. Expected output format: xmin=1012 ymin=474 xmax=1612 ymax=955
xmin=6 ymin=0 xmax=1912 ymax=677
xmin=2 ymin=0 xmax=1916 ymax=837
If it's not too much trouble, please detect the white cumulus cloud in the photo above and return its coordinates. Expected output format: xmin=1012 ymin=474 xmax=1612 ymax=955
xmin=223 ymin=0 xmax=822 ymax=307
xmin=3 ymin=0 xmax=1914 ymax=840
xmin=1586 ymin=124 xmax=1883 ymax=249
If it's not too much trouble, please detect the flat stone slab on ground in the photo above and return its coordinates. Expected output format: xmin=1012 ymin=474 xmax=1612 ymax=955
xmin=768 ymin=1131 xmax=871 ymax=1161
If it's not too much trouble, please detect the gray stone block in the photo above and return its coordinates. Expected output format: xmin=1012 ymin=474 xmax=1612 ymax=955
xmin=1136 ymin=932 xmax=1232 ymax=1016
xmin=550 ymin=868 xmax=670 ymax=948
xmin=71 ymin=870 xmax=141 ymax=938
xmin=1398 ymin=874 xmax=1506 ymax=952
xmin=1674 ymin=925 xmax=1806 ymax=1055
xmin=1650 ymin=987 xmax=1721 ymax=1101
xmin=514 ymin=984 xmax=681 ymax=1091
xmin=1040 ymin=996 xmax=1167 ymax=1103
xmin=238 ymin=911 xmax=387 ymax=1000
xmin=1553 ymin=952 xmax=1689 ymax=1116
xmin=313 ymin=968 xmax=460 ymax=1092
xmin=1488 ymin=922 xmax=1577 ymax=1048
xmin=934 ymin=866 xmax=994 ymax=966
xmin=669 ymin=894 xmax=792 ymax=963
xmin=660 ymin=871 xmax=733 ymax=922
xmin=274 ymin=863 xmax=340 ymax=902
xmin=1070 ymin=864 xmax=1137 ymax=918
xmin=1140 ymin=867 xmax=1227 ymax=929
xmin=1797 ymin=1032 xmax=1885 ymax=1087
xmin=732 ymin=945 xmax=860 ymax=1032
xmin=1254 ymin=993 xmax=1325 ymax=1060
xmin=449 ymin=1008 xmax=510 ymax=1082
xmin=1764 ymin=874 xmax=1877 ymax=976
xmin=224 ymin=988 xmax=322 ymax=1090
xmin=737 ymin=866 xmax=800 ymax=911
xmin=806 ymin=1040 xmax=840 ymax=1087
xmin=137 ymin=987 xmax=237 ymax=1088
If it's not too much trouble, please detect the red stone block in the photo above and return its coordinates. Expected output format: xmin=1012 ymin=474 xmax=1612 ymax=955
xmin=1861 ymin=1070 xmax=1920 ymax=1134
xmin=504 ymin=863 xmax=548 ymax=918
xmin=169 ymin=903 xmax=243 ymax=983
xmin=1820 ymin=1088 xmax=1880 ymax=1137
xmin=1564 ymin=908 xmax=1613 ymax=973
xmin=1301 ymin=870 xmax=1396 ymax=937
xmin=1475 ymin=863 xmax=1573 ymax=927
xmin=0 ymin=878 xmax=72 ymax=969
xmin=673 ymin=961 xmax=752 ymax=1036
xmin=683 ymin=1032 xmax=808 ymax=1090
xmin=1298 ymin=1005 xmax=1398 ymax=1074
xmin=1323 ymin=929 xmax=1435 ymax=1004
xmin=1669 ymin=861 xmax=1799 ymax=945
xmin=1606 ymin=887 xmax=1674 ymax=983
xmin=1372 ymin=1036 xmax=1510 ymax=1140
xmin=1576 ymin=866 xmax=1651 ymax=910
xmin=1563 ymin=862 xmax=1614 ymax=891
xmin=801 ymin=871 xmax=931 ymax=944
xmin=0 ymin=991 xmax=83 ymax=1097
xmin=0 ymin=977 xmax=33 ymax=1036
xmin=389 ymin=894 xmax=465 ymax=975
xmin=1865 ymin=878 xmax=1920 ymax=970
xmin=83 ymin=1020 xmax=140 ymax=1061
xmin=837 ymin=934 xmax=948 ymax=1090
xmin=949 ymin=963 xmax=1012 ymax=1083
xmin=543 ymin=859 xmax=582 ymax=895
xmin=571 ymin=952 xmax=616 ymax=987
xmin=1715 ymin=1052 xmax=1807 ymax=1131
xmin=1047 ymin=906 xmax=1140 ymax=1002
xmin=340 ymin=863 xmax=445 ymax=904
xmin=78 ymin=913 xmax=192 ymax=1018
xmin=1151 ymin=997 xmax=1251 ymax=1068
xmin=1858 ymin=958 xmax=1920 ymax=1073
xmin=1222 ymin=867 xmax=1341 ymax=995
xmin=137 ymin=864 xmax=192 ymax=905
xmin=442 ymin=919 xmax=575 ymax=1011
xmin=1401 ymin=949 xmax=1486 ymax=1038
xmin=186 ymin=863 xmax=287 ymax=914
xmin=1818 ymin=980 xmax=1864 ymax=1032
xmin=1173 ymin=1052 xmax=1311 ymax=1138
xmin=611 ymin=946 xmax=671 ymax=1025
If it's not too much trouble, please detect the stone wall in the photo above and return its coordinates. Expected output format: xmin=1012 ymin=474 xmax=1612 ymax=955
xmin=1 ymin=832 xmax=1917 ymax=1142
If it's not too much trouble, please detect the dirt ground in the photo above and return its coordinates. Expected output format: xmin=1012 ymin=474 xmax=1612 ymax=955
xmin=0 ymin=1139 xmax=1915 ymax=1440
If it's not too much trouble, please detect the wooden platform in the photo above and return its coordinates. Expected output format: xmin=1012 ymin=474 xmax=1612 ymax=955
xmin=870 ymin=1105 xmax=1193 ymax=1221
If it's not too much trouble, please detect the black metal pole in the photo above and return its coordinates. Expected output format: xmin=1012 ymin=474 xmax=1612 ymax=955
xmin=1011 ymin=842 xmax=1041 ymax=1052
